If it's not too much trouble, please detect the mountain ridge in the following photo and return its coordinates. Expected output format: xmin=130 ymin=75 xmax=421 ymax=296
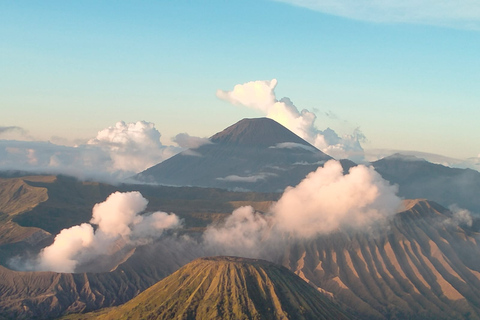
xmin=372 ymin=154 xmax=480 ymax=213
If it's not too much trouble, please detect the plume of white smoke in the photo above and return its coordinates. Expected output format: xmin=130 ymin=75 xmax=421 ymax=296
xmin=37 ymin=191 xmax=181 ymax=273
xmin=216 ymin=79 xmax=365 ymax=160
xmin=32 ymin=160 xmax=403 ymax=272
xmin=445 ymin=205 xmax=473 ymax=228
xmin=0 ymin=121 xmax=182 ymax=182
xmin=204 ymin=160 xmax=402 ymax=254
xmin=272 ymin=160 xmax=402 ymax=237
xmin=39 ymin=223 xmax=95 ymax=273
xmin=203 ymin=206 xmax=271 ymax=258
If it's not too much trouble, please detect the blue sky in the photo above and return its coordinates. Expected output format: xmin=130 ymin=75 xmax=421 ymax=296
xmin=1 ymin=0 xmax=480 ymax=159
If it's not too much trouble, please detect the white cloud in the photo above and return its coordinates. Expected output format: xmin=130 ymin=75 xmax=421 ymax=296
xmin=0 ymin=121 xmax=183 ymax=182
xmin=217 ymin=79 xmax=365 ymax=160
xmin=269 ymin=142 xmax=316 ymax=152
xmin=274 ymin=0 xmax=480 ymax=30
xmin=216 ymin=173 xmax=277 ymax=183
xmin=87 ymin=121 xmax=181 ymax=173
xmin=172 ymin=133 xmax=212 ymax=149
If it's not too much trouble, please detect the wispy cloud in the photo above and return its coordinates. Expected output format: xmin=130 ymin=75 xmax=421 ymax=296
xmin=274 ymin=0 xmax=480 ymax=30
xmin=216 ymin=173 xmax=277 ymax=183
xmin=269 ymin=142 xmax=316 ymax=152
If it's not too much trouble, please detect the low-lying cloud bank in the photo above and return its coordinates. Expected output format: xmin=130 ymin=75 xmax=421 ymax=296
xmin=0 ymin=121 xmax=184 ymax=183
xmin=217 ymin=79 xmax=365 ymax=161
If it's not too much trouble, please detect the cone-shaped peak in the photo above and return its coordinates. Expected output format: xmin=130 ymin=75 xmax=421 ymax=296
xmin=98 ymin=256 xmax=352 ymax=320
xmin=210 ymin=117 xmax=315 ymax=148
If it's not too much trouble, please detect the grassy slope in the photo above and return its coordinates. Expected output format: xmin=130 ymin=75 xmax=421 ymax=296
xmin=0 ymin=177 xmax=53 ymax=262
xmin=77 ymin=257 xmax=353 ymax=320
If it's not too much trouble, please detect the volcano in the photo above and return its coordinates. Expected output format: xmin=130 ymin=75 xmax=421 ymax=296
xmin=91 ymin=256 xmax=353 ymax=320
xmin=135 ymin=118 xmax=349 ymax=192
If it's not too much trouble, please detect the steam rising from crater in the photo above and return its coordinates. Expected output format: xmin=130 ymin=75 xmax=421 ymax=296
xmin=37 ymin=191 xmax=181 ymax=273
xmin=204 ymin=160 xmax=403 ymax=256
xmin=31 ymin=161 xmax=402 ymax=272
xmin=273 ymin=160 xmax=402 ymax=237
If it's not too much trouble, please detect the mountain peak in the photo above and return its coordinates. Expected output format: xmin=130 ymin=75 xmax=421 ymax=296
xmin=210 ymin=117 xmax=315 ymax=148
xmin=96 ymin=256 xmax=352 ymax=320
xmin=136 ymin=117 xmax=335 ymax=192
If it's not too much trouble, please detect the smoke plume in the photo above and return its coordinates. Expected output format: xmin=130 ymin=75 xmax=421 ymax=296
xmin=272 ymin=160 xmax=402 ymax=237
xmin=26 ymin=161 xmax=402 ymax=273
xmin=204 ymin=160 xmax=402 ymax=255
xmin=216 ymin=79 xmax=365 ymax=160
xmin=203 ymin=206 xmax=271 ymax=258
xmin=445 ymin=205 xmax=474 ymax=228
xmin=37 ymin=191 xmax=181 ymax=273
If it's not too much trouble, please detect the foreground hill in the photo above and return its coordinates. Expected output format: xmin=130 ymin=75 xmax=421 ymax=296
xmin=74 ymin=257 xmax=353 ymax=320
xmin=135 ymin=118 xmax=345 ymax=192
xmin=372 ymin=154 xmax=480 ymax=213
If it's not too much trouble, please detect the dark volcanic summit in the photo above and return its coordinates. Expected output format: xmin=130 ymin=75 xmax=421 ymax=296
xmin=210 ymin=117 xmax=312 ymax=147
xmin=92 ymin=256 xmax=353 ymax=320
xmin=135 ymin=117 xmax=342 ymax=192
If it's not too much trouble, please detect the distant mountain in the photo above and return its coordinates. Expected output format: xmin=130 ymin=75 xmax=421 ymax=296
xmin=83 ymin=256 xmax=353 ymax=320
xmin=372 ymin=153 xmax=480 ymax=213
xmin=135 ymin=118 xmax=352 ymax=192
